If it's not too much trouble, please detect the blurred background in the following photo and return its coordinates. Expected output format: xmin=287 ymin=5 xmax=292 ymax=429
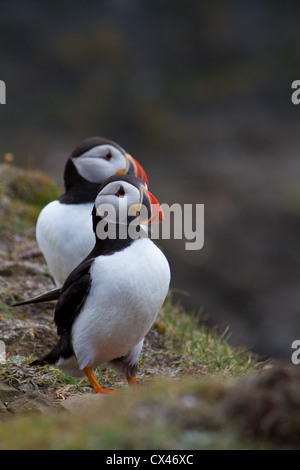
xmin=0 ymin=0 xmax=299 ymax=359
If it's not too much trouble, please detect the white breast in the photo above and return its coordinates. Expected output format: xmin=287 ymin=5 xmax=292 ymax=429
xmin=36 ymin=201 xmax=95 ymax=286
xmin=71 ymin=238 xmax=171 ymax=371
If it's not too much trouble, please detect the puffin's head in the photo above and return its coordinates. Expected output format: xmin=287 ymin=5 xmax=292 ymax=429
xmin=65 ymin=136 xmax=148 ymax=188
xmin=92 ymin=175 xmax=164 ymax=235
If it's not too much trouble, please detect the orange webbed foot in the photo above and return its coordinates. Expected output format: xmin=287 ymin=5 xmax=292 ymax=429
xmin=127 ymin=376 xmax=138 ymax=389
xmin=84 ymin=365 xmax=117 ymax=394
xmin=95 ymin=388 xmax=117 ymax=394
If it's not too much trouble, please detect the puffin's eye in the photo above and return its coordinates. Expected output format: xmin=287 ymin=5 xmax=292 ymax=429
xmin=103 ymin=152 xmax=112 ymax=161
xmin=115 ymin=186 xmax=125 ymax=197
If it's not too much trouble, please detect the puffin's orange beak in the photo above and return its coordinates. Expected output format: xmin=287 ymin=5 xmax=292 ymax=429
xmin=143 ymin=189 xmax=164 ymax=224
xmin=121 ymin=153 xmax=149 ymax=186
xmin=129 ymin=186 xmax=164 ymax=224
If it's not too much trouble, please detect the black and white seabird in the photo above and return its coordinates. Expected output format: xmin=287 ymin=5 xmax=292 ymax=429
xmin=13 ymin=175 xmax=170 ymax=394
xmin=36 ymin=137 xmax=148 ymax=287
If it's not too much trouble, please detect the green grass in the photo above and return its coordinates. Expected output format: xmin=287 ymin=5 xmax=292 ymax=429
xmin=154 ymin=296 xmax=262 ymax=377
xmin=0 ymin=370 xmax=293 ymax=450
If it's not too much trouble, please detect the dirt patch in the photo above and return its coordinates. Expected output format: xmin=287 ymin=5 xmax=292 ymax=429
xmin=5 ymin=324 xmax=57 ymax=358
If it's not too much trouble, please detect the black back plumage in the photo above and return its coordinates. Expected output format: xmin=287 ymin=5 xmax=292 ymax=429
xmin=59 ymin=159 xmax=101 ymax=204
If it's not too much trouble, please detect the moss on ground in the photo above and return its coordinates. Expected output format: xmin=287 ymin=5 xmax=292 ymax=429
xmin=0 ymin=163 xmax=59 ymax=232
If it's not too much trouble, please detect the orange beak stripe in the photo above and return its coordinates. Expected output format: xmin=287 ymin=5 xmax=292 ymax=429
xmin=126 ymin=153 xmax=149 ymax=186
xmin=146 ymin=189 xmax=165 ymax=224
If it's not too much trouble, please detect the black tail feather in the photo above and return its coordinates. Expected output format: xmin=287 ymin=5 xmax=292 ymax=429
xmin=10 ymin=287 xmax=61 ymax=307
xmin=30 ymin=331 xmax=74 ymax=367
xmin=30 ymin=357 xmax=50 ymax=367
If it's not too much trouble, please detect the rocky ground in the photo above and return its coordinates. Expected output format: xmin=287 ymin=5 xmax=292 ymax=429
xmin=0 ymin=161 xmax=299 ymax=449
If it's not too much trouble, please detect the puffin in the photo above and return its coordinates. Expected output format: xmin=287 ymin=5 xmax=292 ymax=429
xmin=12 ymin=175 xmax=170 ymax=393
xmin=36 ymin=136 xmax=148 ymax=287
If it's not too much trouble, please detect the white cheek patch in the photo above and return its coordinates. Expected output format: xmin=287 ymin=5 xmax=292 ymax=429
xmin=71 ymin=145 xmax=126 ymax=183
xmin=95 ymin=182 xmax=141 ymax=224
xmin=79 ymin=145 xmax=113 ymax=159
xmin=96 ymin=196 xmax=129 ymax=225
xmin=72 ymin=157 xmax=118 ymax=183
